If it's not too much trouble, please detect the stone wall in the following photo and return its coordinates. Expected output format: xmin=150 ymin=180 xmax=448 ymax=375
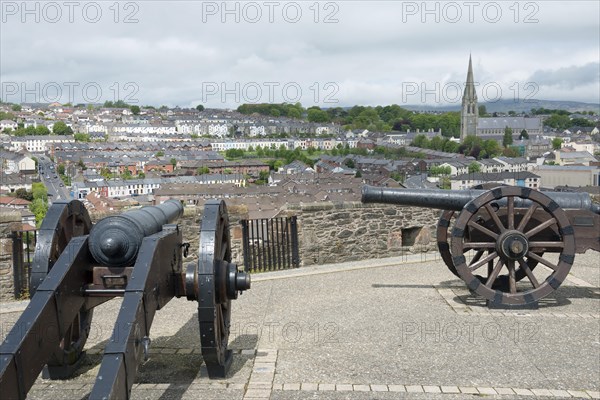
xmin=0 ymin=201 xmax=439 ymax=301
xmin=290 ymin=202 xmax=439 ymax=266
xmin=0 ymin=210 xmax=23 ymax=302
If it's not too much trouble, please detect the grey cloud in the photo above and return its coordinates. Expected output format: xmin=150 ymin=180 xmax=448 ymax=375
xmin=528 ymin=63 xmax=600 ymax=89
xmin=1 ymin=1 xmax=598 ymax=107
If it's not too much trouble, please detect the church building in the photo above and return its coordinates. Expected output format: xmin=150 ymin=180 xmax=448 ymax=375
xmin=460 ymin=56 xmax=543 ymax=141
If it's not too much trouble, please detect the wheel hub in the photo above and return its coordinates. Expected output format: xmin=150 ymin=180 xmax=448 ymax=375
xmin=497 ymin=230 xmax=529 ymax=260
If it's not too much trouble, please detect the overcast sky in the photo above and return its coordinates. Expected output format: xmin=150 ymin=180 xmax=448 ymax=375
xmin=1 ymin=1 xmax=599 ymax=109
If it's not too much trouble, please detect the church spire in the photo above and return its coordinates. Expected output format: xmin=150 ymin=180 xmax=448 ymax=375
xmin=465 ymin=53 xmax=476 ymax=98
xmin=460 ymin=54 xmax=478 ymax=140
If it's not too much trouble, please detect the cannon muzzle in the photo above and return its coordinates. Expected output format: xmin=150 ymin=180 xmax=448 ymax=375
xmin=89 ymin=199 xmax=184 ymax=268
xmin=361 ymin=185 xmax=600 ymax=214
xmin=362 ymin=185 xmax=482 ymax=211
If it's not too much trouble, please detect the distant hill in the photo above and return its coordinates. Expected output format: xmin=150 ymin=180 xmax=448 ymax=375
xmin=404 ymin=99 xmax=600 ymax=114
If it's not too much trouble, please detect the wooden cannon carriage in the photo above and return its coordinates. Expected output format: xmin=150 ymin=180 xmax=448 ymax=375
xmin=362 ymin=185 xmax=600 ymax=307
xmin=0 ymin=199 xmax=250 ymax=400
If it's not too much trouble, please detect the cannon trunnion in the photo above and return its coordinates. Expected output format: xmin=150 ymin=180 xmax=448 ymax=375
xmin=362 ymin=185 xmax=600 ymax=307
xmin=0 ymin=199 xmax=250 ymax=400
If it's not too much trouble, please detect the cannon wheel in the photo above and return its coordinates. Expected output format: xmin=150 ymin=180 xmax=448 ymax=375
xmin=451 ymin=186 xmax=576 ymax=306
xmin=197 ymin=200 xmax=234 ymax=378
xmin=30 ymin=200 xmax=94 ymax=379
xmin=437 ymin=209 xmax=541 ymax=280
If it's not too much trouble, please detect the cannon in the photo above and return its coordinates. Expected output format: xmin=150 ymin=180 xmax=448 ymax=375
xmin=0 ymin=199 xmax=250 ymax=400
xmin=362 ymin=185 xmax=600 ymax=307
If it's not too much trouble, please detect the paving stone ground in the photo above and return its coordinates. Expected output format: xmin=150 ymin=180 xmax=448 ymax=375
xmin=1 ymin=251 xmax=599 ymax=399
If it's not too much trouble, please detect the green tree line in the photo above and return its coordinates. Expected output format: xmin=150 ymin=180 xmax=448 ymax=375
xmin=236 ymin=103 xmax=462 ymax=136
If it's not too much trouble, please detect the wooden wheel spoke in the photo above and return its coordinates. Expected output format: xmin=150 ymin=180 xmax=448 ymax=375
xmin=469 ymin=251 xmax=498 ymax=272
xmin=220 ymin=242 xmax=228 ymax=260
xmin=467 ymin=220 xmax=499 ymax=240
xmin=528 ymin=241 xmax=564 ymax=249
xmin=527 ymin=251 xmax=559 ymax=271
xmin=507 ymin=260 xmax=517 ymax=294
xmin=518 ymin=258 xmax=540 ymax=288
xmin=507 ymin=196 xmax=515 ymax=229
xmin=484 ymin=203 xmax=505 ymax=232
xmin=464 ymin=242 xmax=496 ymax=249
xmin=517 ymin=203 xmax=538 ymax=231
xmin=485 ymin=259 xmax=505 ymax=288
xmin=468 ymin=250 xmax=484 ymax=264
xmin=525 ymin=218 xmax=557 ymax=238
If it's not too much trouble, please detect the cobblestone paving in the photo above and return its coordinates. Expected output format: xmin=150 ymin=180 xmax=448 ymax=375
xmin=1 ymin=251 xmax=599 ymax=399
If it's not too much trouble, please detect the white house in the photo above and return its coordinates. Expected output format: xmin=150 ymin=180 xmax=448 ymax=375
xmin=561 ymin=141 xmax=599 ymax=155
xmin=0 ymin=152 xmax=36 ymax=174
xmin=8 ymin=135 xmax=75 ymax=153
xmin=451 ymin=171 xmax=541 ymax=191
xmin=0 ymin=120 xmax=18 ymax=132
xmin=493 ymin=157 xmax=529 ymax=173
xmin=439 ymin=160 xmax=470 ymax=176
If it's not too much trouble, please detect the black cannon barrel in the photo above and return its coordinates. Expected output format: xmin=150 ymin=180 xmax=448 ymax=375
xmin=361 ymin=185 xmax=600 ymax=214
xmin=89 ymin=199 xmax=184 ymax=268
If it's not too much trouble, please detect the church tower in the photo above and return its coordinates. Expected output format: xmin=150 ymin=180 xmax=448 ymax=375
xmin=460 ymin=55 xmax=478 ymax=140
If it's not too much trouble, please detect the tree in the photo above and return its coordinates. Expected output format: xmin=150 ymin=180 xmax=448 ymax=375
xmin=31 ymin=182 xmax=48 ymax=201
xmin=197 ymin=166 xmax=210 ymax=175
xmin=100 ymin=167 xmax=112 ymax=179
xmin=544 ymin=114 xmax=571 ymax=129
xmin=468 ymin=162 xmax=481 ymax=174
xmin=15 ymin=188 xmax=33 ymax=201
xmin=344 ymin=159 xmax=355 ymax=169
xmin=29 ymin=198 xmax=48 ymax=227
xmin=170 ymin=158 xmax=177 ymax=168
xmin=78 ymin=158 xmax=87 ymax=170
xmin=552 ymin=138 xmax=563 ymax=150
xmin=196 ymin=104 xmax=205 ymax=112
xmin=503 ymin=126 xmax=514 ymax=148
xmin=57 ymin=164 xmax=65 ymax=175
xmin=74 ymin=133 xmax=90 ymax=142
xmin=502 ymin=147 xmax=521 ymax=157
xmin=256 ymin=170 xmax=270 ymax=185
xmin=130 ymin=105 xmax=140 ymax=115
xmin=287 ymin=108 xmax=301 ymax=119
xmin=307 ymin=107 xmax=330 ymax=123
xmin=570 ymin=117 xmax=595 ymax=127
xmin=121 ymin=169 xmax=133 ymax=180
xmin=478 ymin=105 xmax=487 ymax=116
xmin=155 ymin=151 xmax=164 ymax=157
xmin=482 ymin=139 xmax=501 ymax=158
xmin=35 ymin=125 xmax=50 ymax=135
xmin=0 ymin=111 xmax=15 ymax=121
xmin=519 ymin=129 xmax=529 ymax=140
xmin=411 ymin=134 xmax=429 ymax=148
xmin=11 ymin=104 xmax=21 ymax=112
xmin=52 ymin=121 xmax=73 ymax=135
